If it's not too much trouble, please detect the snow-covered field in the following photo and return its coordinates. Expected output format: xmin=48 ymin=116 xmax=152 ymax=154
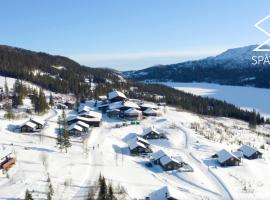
xmin=161 ymin=82 xmax=270 ymax=116
xmin=2 ymin=103 xmax=270 ymax=199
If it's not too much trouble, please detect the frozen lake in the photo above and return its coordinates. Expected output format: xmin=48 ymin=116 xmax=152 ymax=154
xmin=162 ymin=82 xmax=270 ymax=116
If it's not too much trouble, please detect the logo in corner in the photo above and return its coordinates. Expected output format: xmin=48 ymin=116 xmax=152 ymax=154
xmin=254 ymin=15 xmax=270 ymax=51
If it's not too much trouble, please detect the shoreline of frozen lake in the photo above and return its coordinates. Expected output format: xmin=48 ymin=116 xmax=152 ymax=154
xmin=161 ymin=82 xmax=270 ymax=116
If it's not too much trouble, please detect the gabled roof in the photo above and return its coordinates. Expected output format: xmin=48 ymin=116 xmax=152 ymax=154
xmin=78 ymin=105 xmax=91 ymax=113
xmin=68 ymin=123 xmax=83 ymax=132
xmin=22 ymin=121 xmax=37 ymax=129
xmin=108 ymin=101 xmax=124 ymax=110
xmin=151 ymin=150 xmax=167 ymax=161
xmin=160 ymin=155 xmax=180 ymax=166
xmin=76 ymin=121 xmax=90 ymax=128
xmin=239 ymin=145 xmax=261 ymax=157
xmin=79 ymin=111 xmax=102 ymax=119
xmin=67 ymin=116 xmax=101 ymax=122
xmin=142 ymin=126 xmax=160 ymax=136
xmin=143 ymin=108 xmax=157 ymax=114
xmin=123 ymin=101 xmax=140 ymax=109
xmin=108 ymin=91 xmax=127 ymax=100
xmin=140 ymin=103 xmax=158 ymax=109
xmin=124 ymin=108 xmax=141 ymax=114
xmin=30 ymin=118 xmax=45 ymax=126
xmin=128 ymin=136 xmax=149 ymax=146
xmin=128 ymin=141 xmax=146 ymax=150
xmin=216 ymin=149 xmax=240 ymax=163
xmin=149 ymin=186 xmax=182 ymax=200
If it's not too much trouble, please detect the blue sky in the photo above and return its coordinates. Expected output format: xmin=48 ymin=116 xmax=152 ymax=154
xmin=0 ymin=0 xmax=270 ymax=70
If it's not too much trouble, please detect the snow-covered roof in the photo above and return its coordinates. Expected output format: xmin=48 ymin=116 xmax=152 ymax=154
xmin=78 ymin=105 xmax=91 ymax=113
xmin=239 ymin=145 xmax=261 ymax=157
xmin=76 ymin=116 xmax=101 ymax=122
xmin=149 ymin=186 xmax=183 ymax=200
xmin=142 ymin=126 xmax=160 ymax=136
xmin=124 ymin=108 xmax=141 ymax=115
xmin=123 ymin=101 xmax=140 ymax=109
xmin=128 ymin=136 xmax=149 ymax=146
xmin=68 ymin=123 xmax=83 ymax=132
xmin=79 ymin=111 xmax=102 ymax=119
xmin=151 ymin=150 xmax=167 ymax=160
xmin=30 ymin=118 xmax=45 ymax=126
xmin=216 ymin=149 xmax=240 ymax=163
xmin=108 ymin=101 xmax=124 ymax=110
xmin=160 ymin=155 xmax=180 ymax=166
xmin=232 ymin=150 xmax=244 ymax=159
xmin=76 ymin=121 xmax=90 ymax=128
xmin=140 ymin=103 xmax=157 ymax=109
xmin=128 ymin=141 xmax=146 ymax=150
xmin=108 ymin=91 xmax=127 ymax=100
xmin=143 ymin=108 xmax=158 ymax=114
xmin=23 ymin=121 xmax=37 ymax=129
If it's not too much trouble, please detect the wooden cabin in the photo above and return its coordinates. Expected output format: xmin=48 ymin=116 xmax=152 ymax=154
xmin=76 ymin=121 xmax=90 ymax=132
xmin=143 ymin=108 xmax=158 ymax=116
xmin=239 ymin=145 xmax=263 ymax=159
xmin=160 ymin=155 xmax=182 ymax=171
xmin=124 ymin=108 xmax=142 ymax=120
xmin=20 ymin=121 xmax=37 ymax=133
xmin=142 ymin=127 xmax=165 ymax=139
xmin=151 ymin=150 xmax=167 ymax=165
xmin=213 ymin=149 xmax=241 ymax=167
xmin=148 ymin=186 xmax=182 ymax=200
xmin=30 ymin=118 xmax=46 ymax=129
xmin=56 ymin=103 xmax=68 ymax=110
xmin=68 ymin=123 xmax=84 ymax=136
xmin=128 ymin=141 xmax=152 ymax=155
xmin=67 ymin=116 xmax=101 ymax=127
xmin=108 ymin=91 xmax=127 ymax=103
xmin=106 ymin=109 xmax=120 ymax=118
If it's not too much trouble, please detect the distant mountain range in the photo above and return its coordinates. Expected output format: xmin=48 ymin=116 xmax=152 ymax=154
xmin=123 ymin=45 xmax=270 ymax=88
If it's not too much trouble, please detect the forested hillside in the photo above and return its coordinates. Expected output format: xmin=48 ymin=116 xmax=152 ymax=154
xmin=0 ymin=44 xmax=268 ymax=125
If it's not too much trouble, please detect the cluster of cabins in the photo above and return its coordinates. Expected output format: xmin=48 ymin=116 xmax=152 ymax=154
xmin=212 ymin=145 xmax=263 ymax=167
xmin=127 ymin=127 xmax=184 ymax=171
xmin=66 ymin=104 xmax=102 ymax=135
xmin=20 ymin=118 xmax=46 ymax=133
xmin=98 ymin=91 xmax=160 ymax=120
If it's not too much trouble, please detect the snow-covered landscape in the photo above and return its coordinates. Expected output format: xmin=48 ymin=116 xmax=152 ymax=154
xmin=1 ymin=76 xmax=270 ymax=200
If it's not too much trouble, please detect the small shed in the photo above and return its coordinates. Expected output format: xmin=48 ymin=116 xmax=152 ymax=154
xmin=20 ymin=121 xmax=37 ymax=133
xmin=239 ymin=145 xmax=263 ymax=159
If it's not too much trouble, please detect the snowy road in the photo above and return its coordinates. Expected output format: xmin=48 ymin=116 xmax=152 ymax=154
xmin=178 ymin=124 xmax=234 ymax=200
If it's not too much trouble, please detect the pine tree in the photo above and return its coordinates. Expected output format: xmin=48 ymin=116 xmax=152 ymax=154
xmin=98 ymin=175 xmax=107 ymax=200
xmin=4 ymin=104 xmax=14 ymax=120
xmin=47 ymin=175 xmax=54 ymax=200
xmin=249 ymin=109 xmax=257 ymax=129
xmin=24 ymin=189 xmax=33 ymax=200
xmin=107 ymin=183 xmax=115 ymax=200
xmin=56 ymin=116 xmax=64 ymax=152
xmin=49 ymin=93 xmax=54 ymax=107
xmin=4 ymin=77 xmax=9 ymax=97
xmin=62 ymin=110 xmax=71 ymax=153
